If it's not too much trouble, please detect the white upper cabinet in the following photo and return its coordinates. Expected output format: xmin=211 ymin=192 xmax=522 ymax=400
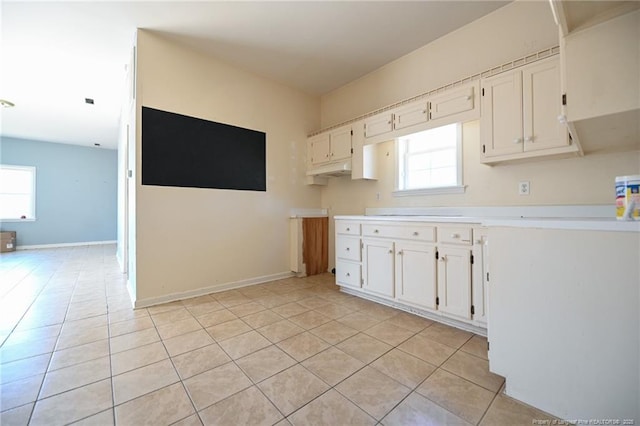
xmin=307 ymin=133 xmax=331 ymax=166
xmin=350 ymin=121 xmax=378 ymax=181
xmin=549 ymin=2 xmax=639 ymax=154
xmin=429 ymin=84 xmax=478 ymax=124
xmin=393 ymin=102 xmax=428 ymax=131
xmin=481 ymin=56 xmax=576 ymax=164
xmin=364 ymin=113 xmax=394 ymax=139
xmin=306 ymin=124 xmax=352 ymax=167
xmin=522 ymin=59 xmax=568 ymax=152
xmin=563 ymin=10 xmax=639 ymax=122
xmin=481 ymin=71 xmax=524 ymax=158
xmin=329 ymin=126 xmax=353 ymax=161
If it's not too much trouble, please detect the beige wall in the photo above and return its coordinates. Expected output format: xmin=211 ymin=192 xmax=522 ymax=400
xmin=322 ymin=121 xmax=640 ymax=213
xmin=134 ymin=30 xmax=321 ymax=302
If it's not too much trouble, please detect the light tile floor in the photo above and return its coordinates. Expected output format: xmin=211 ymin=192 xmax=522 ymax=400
xmin=0 ymin=244 xmax=558 ymax=425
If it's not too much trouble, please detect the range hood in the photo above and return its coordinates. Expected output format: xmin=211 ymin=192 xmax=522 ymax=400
xmin=306 ymin=160 xmax=352 ymax=177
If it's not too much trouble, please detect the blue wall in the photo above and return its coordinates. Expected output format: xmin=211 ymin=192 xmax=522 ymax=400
xmin=0 ymin=137 xmax=117 ymax=246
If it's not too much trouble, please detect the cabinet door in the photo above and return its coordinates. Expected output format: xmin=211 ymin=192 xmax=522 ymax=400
xmin=395 ymin=242 xmax=437 ymax=310
xmin=437 ymin=246 xmax=472 ymax=320
xmin=394 ymin=102 xmax=428 ymax=131
xmin=364 ymin=113 xmax=394 ymax=138
xmin=522 ymin=59 xmax=569 ymax=152
xmin=481 ymin=71 xmax=523 ymax=158
xmin=429 ymin=84 xmax=475 ymax=121
xmin=472 ymin=229 xmax=488 ymax=325
xmin=308 ymin=133 xmax=331 ymax=165
xmin=329 ymin=126 xmax=352 ymax=161
xmin=363 ymin=238 xmax=395 ymax=298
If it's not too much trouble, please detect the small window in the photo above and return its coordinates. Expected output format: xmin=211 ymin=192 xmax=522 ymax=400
xmin=0 ymin=165 xmax=36 ymax=220
xmin=396 ymin=123 xmax=463 ymax=195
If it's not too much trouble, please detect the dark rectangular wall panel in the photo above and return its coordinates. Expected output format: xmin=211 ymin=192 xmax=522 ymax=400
xmin=142 ymin=106 xmax=266 ymax=191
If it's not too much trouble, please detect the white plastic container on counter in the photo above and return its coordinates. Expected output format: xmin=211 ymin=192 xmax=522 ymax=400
xmin=616 ymin=175 xmax=640 ymax=220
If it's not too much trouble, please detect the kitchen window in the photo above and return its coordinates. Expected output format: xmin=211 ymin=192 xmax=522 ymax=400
xmin=0 ymin=164 xmax=36 ymax=220
xmin=395 ymin=123 xmax=464 ymax=196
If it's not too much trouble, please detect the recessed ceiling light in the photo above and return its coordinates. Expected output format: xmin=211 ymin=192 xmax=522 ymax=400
xmin=0 ymin=99 xmax=15 ymax=108
xmin=85 ymin=98 xmax=94 ymax=105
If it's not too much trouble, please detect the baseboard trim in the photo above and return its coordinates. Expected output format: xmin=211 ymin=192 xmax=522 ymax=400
xmin=340 ymin=287 xmax=487 ymax=337
xmin=134 ymin=271 xmax=295 ymax=309
xmin=16 ymin=240 xmax=116 ymax=250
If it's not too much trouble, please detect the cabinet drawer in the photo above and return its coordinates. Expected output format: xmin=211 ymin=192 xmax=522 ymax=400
xmin=336 ymin=236 xmax=361 ymax=261
xmin=438 ymin=226 xmax=473 ymax=245
xmin=336 ymin=221 xmax=360 ymax=235
xmin=362 ymin=224 xmax=435 ymax=242
xmin=336 ymin=260 xmax=361 ymax=288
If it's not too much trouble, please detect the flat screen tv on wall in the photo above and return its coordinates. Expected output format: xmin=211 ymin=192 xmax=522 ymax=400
xmin=141 ymin=106 xmax=266 ymax=192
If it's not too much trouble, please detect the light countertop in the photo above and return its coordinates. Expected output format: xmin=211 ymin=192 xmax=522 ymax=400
xmin=334 ymin=215 xmax=640 ymax=232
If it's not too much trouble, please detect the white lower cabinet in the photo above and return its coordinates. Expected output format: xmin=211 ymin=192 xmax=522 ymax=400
xmin=335 ymin=218 xmax=486 ymax=331
xmin=395 ymin=241 xmax=437 ymax=310
xmin=362 ymin=238 xmax=395 ymax=298
xmin=436 ymin=246 xmax=471 ymax=320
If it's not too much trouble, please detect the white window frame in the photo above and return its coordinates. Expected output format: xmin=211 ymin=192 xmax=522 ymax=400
xmin=0 ymin=164 xmax=37 ymax=221
xmin=393 ymin=123 xmax=465 ymax=197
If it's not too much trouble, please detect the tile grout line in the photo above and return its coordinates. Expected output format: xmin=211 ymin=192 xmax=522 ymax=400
xmin=24 ymin=258 xmax=80 ymax=425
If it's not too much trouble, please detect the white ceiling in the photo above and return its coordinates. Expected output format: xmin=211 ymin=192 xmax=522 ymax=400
xmin=0 ymin=1 xmax=509 ymax=150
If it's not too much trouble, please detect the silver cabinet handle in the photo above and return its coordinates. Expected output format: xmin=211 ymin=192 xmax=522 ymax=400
xmin=388 ymin=249 xmax=393 ymax=254
xmin=513 ymin=138 xmax=522 ymax=144
xmin=345 ymin=247 xmax=350 ymax=251
xmin=346 ymin=272 xmax=350 ymax=277
xmin=374 ymin=229 xmax=379 ymax=234
xmin=451 ymin=233 xmax=460 ymax=239
xmin=346 ymin=227 xmax=350 ymax=232
xmin=525 ymin=136 xmax=533 ymax=143
xmin=440 ymin=255 xmax=447 ymax=262
xmin=397 ymin=251 xmax=403 ymax=255
xmin=413 ymin=231 xmax=419 ymax=236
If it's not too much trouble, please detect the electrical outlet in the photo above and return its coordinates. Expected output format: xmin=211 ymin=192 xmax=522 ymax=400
xmin=519 ymin=181 xmax=530 ymax=195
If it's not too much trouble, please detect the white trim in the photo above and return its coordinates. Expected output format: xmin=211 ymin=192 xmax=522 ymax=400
xmin=134 ymin=271 xmax=295 ymax=308
xmin=16 ymin=240 xmax=116 ymax=250
xmin=1 ymin=218 xmax=36 ymax=222
xmin=126 ymin=278 xmax=136 ymax=309
xmin=393 ymin=185 xmax=466 ymax=197
xmin=339 ymin=287 xmax=487 ymax=336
